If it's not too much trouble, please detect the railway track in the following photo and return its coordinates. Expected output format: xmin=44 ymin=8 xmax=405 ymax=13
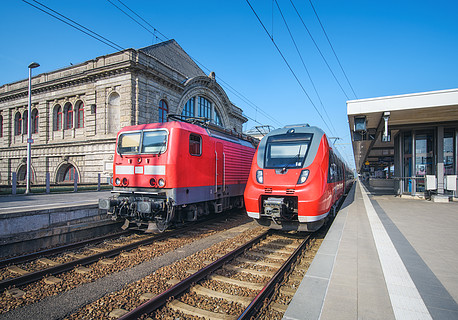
xmin=0 ymin=212 xmax=250 ymax=314
xmin=111 ymin=230 xmax=312 ymax=320
xmin=0 ymin=229 xmax=133 ymax=269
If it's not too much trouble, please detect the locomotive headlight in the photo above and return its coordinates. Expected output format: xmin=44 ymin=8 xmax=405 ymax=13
xmin=149 ymin=178 xmax=157 ymax=187
xmin=158 ymin=178 xmax=166 ymax=187
xmin=297 ymin=169 xmax=310 ymax=184
xmin=122 ymin=177 xmax=129 ymax=186
xmin=256 ymin=170 xmax=264 ymax=184
xmin=115 ymin=178 xmax=121 ymax=186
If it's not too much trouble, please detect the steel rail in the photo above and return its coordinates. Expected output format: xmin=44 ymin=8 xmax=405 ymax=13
xmin=118 ymin=230 xmax=272 ymax=320
xmin=237 ymin=233 xmax=312 ymax=319
xmin=0 ymin=228 xmax=130 ymax=268
xmin=0 ymin=213 xmax=236 ymax=293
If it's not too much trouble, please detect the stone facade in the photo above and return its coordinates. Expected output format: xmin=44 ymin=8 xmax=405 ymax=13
xmin=0 ymin=40 xmax=247 ymax=185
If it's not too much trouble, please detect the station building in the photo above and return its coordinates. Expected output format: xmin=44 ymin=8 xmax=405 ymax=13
xmin=0 ymin=40 xmax=247 ymax=185
xmin=347 ymin=88 xmax=458 ymax=198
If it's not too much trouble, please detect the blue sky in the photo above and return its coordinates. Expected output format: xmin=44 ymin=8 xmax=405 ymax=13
xmin=1 ymin=0 xmax=457 ymax=167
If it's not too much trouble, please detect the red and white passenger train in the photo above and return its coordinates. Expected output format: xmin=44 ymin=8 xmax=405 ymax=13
xmin=99 ymin=116 xmax=257 ymax=231
xmin=244 ymin=124 xmax=353 ymax=232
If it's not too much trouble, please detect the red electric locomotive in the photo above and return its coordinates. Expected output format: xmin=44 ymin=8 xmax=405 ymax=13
xmin=244 ymin=124 xmax=353 ymax=232
xmin=99 ymin=116 xmax=257 ymax=231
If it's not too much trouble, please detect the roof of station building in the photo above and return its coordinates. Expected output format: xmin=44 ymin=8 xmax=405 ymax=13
xmin=139 ymin=39 xmax=206 ymax=79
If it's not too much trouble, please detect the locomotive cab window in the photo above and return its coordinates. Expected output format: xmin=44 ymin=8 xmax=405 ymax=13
xmin=264 ymin=133 xmax=313 ymax=169
xmin=117 ymin=130 xmax=168 ymax=155
xmin=118 ymin=132 xmax=141 ymax=154
xmin=189 ymin=134 xmax=202 ymax=156
xmin=141 ymin=130 xmax=168 ymax=154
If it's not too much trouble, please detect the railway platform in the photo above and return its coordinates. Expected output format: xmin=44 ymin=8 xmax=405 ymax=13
xmin=284 ymin=181 xmax=458 ymax=320
xmin=0 ymin=190 xmax=116 ymax=257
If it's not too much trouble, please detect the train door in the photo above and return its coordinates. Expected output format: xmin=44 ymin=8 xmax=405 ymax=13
xmin=216 ymin=142 xmax=224 ymax=191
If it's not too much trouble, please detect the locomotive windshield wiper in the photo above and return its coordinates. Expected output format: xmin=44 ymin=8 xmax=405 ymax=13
xmin=281 ymin=145 xmax=302 ymax=173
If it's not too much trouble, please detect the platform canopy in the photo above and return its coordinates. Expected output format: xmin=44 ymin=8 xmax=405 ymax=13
xmin=347 ymin=88 xmax=458 ymax=173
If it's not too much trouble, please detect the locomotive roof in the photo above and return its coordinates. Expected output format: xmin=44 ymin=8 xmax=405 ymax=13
xmin=117 ymin=121 xmax=257 ymax=148
xmin=265 ymin=125 xmax=326 ymax=139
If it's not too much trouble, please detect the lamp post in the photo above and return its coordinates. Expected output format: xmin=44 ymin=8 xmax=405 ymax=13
xmin=25 ymin=62 xmax=40 ymax=195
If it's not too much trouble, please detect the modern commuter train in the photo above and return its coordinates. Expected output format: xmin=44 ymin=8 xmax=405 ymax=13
xmin=244 ymin=124 xmax=353 ymax=232
xmin=99 ymin=116 xmax=257 ymax=232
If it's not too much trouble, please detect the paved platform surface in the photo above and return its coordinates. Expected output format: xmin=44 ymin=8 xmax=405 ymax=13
xmin=0 ymin=190 xmax=112 ymax=214
xmin=284 ymin=181 xmax=458 ymax=320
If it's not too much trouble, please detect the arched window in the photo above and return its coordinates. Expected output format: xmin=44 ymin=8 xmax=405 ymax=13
xmin=53 ymin=105 xmax=62 ymax=131
xmin=159 ymin=100 xmax=168 ymax=122
xmin=198 ymin=97 xmax=211 ymax=120
xmin=63 ymin=166 xmax=76 ymax=181
xmin=14 ymin=112 xmax=22 ymax=136
xmin=17 ymin=165 xmax=27 ymax=182
xmin=23 ymin=110 xmax=28 ymax=135
xmin=181 ymin=97 xmax=195 ymax=119
xmin=214 ymin=109 xmax=222 ymax=126
xmin=76 ymin=101 xmax=84 ymax=128
xmin=64 ymin=102 xmax=73 ymax=129
xmin=31 ymin=109 xmax=39 ymax=134
xmin=0 ymin=115 xmax=3 ymax=137
xmin=108 ymin=92 xmax=121 ymax=134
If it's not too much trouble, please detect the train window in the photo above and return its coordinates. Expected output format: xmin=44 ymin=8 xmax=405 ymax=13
xmin=264 ymin=133 xmax=313 ymax=169
xmin=142 ymin=130 xmax=168 ymax=154
xmin=328 ymin=152 xmax=336 ymax=183
xmin=118 ymin=132 xmax=141 ymax=154
xmin=189 ymin=134 xmax=202 ymax=156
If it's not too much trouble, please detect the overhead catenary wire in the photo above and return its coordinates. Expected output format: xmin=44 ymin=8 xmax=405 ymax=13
xmin=274 ymin=0 xmax=337 ymax=136
xmin=107 ymin=0 xmax=168 ymax=43
xmin=289 ymin=0 xmax=351 ymax=100
xmin=23 ymin=0 xmax=124 ymax=52
xmin=308 ymin=0 xmax=357 ymax=99
xmin=245 ymin=0 xmax=334 ymax=135
xmin=109 ymin=0 xmax=283 ymax=128
xmin=24 ymin=0 xmax=283 ymax=129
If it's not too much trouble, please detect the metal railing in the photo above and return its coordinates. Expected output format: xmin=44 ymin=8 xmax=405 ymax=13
xmin=0 ymin=172 xmax=112 ymax=195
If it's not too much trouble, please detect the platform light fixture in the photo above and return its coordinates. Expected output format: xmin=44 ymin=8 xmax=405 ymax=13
xmin=25 ymin=62 xmax=40 ymax=195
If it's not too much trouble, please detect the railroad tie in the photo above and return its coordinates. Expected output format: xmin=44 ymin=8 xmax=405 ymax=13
xmin=139 ymin=292 xmax=156 ymax=301
xmin=270 ymin=302 xmax=289 ymax=313
xmin=99 ymin=258 xmax=115 ymax=265
xmin=75 ymin=266 xmax=92 ymax=274
xmin=108 ymin=308 xmax=128 ymax=319
xmin=4 ymin=288 xmax=26 ymax=298
xmin=246 ymin=251 xmax=286 ymax=261
xmin=257 ymin=246 xmax=294 ymax=255
xmin=38 ymin=258 xmax=59 ymax=267
xmin=7 ymin=266 xmax=28 ymax=275
xmin=191 ymin=285 xmax=252 ymax=307
xmin=169 ymin=300 xmax=238 ymax=320
xmin=120 ymin=252 xmax=135 ymax=258
xmin=224 ymin=265 xmax=274 ymax=277
xmin=66 ymin=253 xmax=86 ymax=259
xmin=208 ymin=275 xmax=264 ymax=290
xmin=43 ymin=276 xmax=62 ymax=285
xmin=280 ymin=286 xmax=297 ymax=296
xmin=89 ymin=247 xmax=108 ymax=253
xmin=236 ymin=257 xmax=282 ymax=268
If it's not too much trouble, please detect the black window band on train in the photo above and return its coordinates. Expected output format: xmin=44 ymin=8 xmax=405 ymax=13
xmin=117 ymin=129 xmax=168 ymax=155
xmin=264 ymin=133 xmax=313 ymax=169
